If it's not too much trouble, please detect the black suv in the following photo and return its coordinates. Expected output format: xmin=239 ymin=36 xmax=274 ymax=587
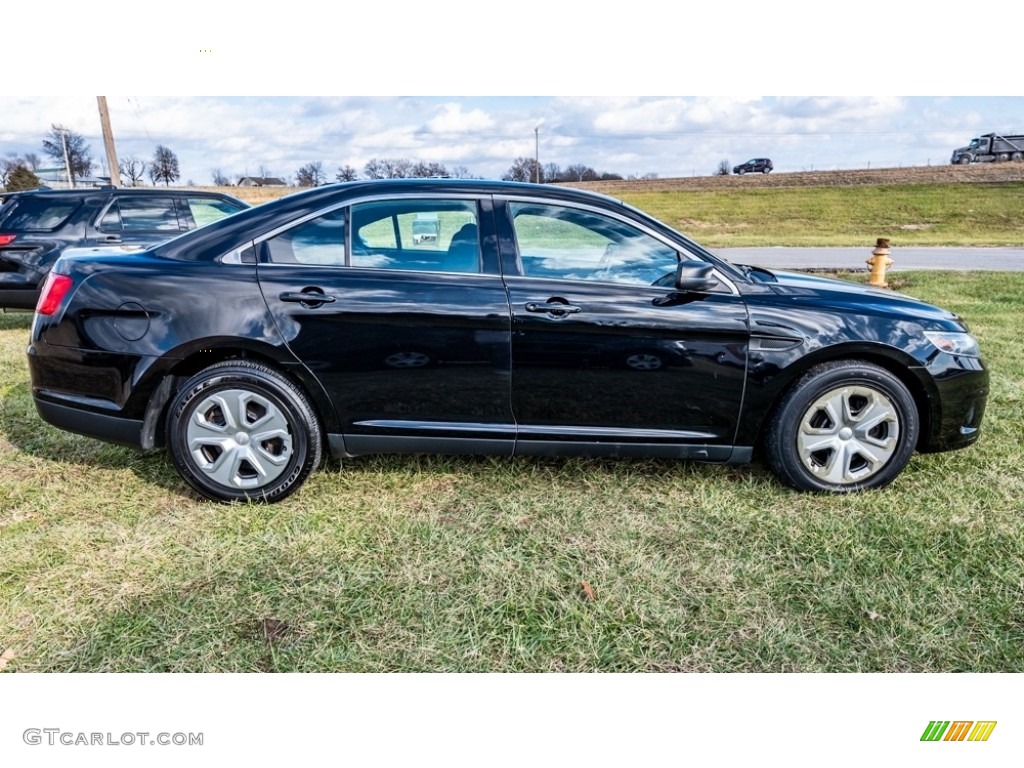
xmin=0 ymin=186 xmax=248 ymax=310
xmin=733 ymin=158 xmax=773 ymax=175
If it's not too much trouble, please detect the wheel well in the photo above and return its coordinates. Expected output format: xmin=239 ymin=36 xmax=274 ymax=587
xmin=144 ymin=346 xmax=334 ymax=450
xmin=752 ymin=352 xmax=932 ymax=457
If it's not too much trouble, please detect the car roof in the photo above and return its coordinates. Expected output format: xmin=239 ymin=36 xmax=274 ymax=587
xmin=2 ymin=186 xmax=247 ymax=202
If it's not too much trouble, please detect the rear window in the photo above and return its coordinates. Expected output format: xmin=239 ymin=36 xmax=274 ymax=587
xmin=0 ymin=197 xmax=81 ymax=231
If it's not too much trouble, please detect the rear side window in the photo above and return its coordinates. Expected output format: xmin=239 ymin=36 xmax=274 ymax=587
xmin=1 ymin=197 xmax=81 ymax=231
xmin=100 ymin=197 xmax=180 ymax=231
xmin=185 ymin=197 xmax=246 ymax=227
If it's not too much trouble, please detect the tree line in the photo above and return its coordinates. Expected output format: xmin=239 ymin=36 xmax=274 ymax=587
xmin=2 ymin=123 xmax=654 ymax=193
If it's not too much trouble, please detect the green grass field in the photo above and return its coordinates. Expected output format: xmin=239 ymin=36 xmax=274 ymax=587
xmin=1 ymin=271 xmax=1021 ymax=672
xmin=616 ymin=183 xmax=1024 ymax=247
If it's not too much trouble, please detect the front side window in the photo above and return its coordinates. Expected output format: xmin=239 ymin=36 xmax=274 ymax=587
xmin=351 ymin=199 xmax=479 ymax=273
xmin=509 ymin=202 xmax=679 ymax=286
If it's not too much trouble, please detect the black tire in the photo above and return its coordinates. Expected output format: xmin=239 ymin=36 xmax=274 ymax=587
xmin=166 ymin=361 xmax=322 ymax=503
xmin=1012 ymin=152 xmax=1023 ymax=162
xmin=762 ymin=167 xmax=771 ymax=174
xmin=736 ymin=168 xmax=746 ymax=175
xmin=997 ymin=153 xmax=1010 ymax=162
xmin=764 ymin=361 xmax=918 ymax=492
xmin=958 ymin=156 xmax=972 ymax=165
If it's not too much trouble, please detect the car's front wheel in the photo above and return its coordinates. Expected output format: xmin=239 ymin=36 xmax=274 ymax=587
xmin=765 ymin=361 xmax=918 ymax=492
xmin=736 ymin=168 xmax=746 ymax=175
xmin=166 ymin=361 xmax=322 ymax=503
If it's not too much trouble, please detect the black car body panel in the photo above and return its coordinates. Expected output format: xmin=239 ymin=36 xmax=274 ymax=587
xmin=0 ymin=186 xmax=248 ymax=309
xmin=26 ymin=179 xmax=988 ymax=500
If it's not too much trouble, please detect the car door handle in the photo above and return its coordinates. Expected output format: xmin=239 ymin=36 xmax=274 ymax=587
xmin=525 ymin=301 xmax=581 ymax=315
xmin=279 ymin=291 xmax=337 ymax=306
xmin=102 ymin=235 xmax=122 ymax=243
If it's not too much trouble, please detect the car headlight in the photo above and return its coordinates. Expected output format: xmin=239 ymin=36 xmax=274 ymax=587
xmin=924 ymin=331 xmax=981 ymax=357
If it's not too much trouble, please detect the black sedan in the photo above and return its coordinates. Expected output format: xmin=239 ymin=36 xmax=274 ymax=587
xmin=27 ymin=179 xmax=988 ymax=502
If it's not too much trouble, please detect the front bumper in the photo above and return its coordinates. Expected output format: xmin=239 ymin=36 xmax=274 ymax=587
xmin=920 ymin=362 xmax=989 ymax=452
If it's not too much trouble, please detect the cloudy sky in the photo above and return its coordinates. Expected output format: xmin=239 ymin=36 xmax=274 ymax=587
xmin=4 ymin=96 xmax=1021 ymax=185
xmin=4 ymin=4 xmax=1019 ymax=185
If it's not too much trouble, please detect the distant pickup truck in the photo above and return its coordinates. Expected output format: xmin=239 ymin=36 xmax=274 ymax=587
xmin=951 ymin=133 xmax=1024 ymax=164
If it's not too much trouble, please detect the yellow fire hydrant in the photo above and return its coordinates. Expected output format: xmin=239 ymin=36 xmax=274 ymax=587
xmin=867 ymin=238 xmax=893 ymax=288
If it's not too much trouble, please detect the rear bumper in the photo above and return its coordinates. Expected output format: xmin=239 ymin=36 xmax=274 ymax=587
xmin=34 ymin=396 xmax=145 ymax=447
xmin=0 ymin=286 xmax=41 ymax=310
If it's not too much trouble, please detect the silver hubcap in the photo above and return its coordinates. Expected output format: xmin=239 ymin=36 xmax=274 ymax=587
xmin=186 ymin=389 xmax=293 ymax=489
xmin=384 ymin=351 xmax=431 ymax=368
xmin=797 ymin=385 xmax=900 ymax=485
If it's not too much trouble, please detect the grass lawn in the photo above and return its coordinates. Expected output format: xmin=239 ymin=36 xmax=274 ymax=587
xmin=618 ymin=183 xmax=1024 ymax=247
xmin=0 ymin=272 xmax=1021 ymax=672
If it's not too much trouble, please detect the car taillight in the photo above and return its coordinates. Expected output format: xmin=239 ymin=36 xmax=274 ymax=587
xmin=0 ymin=234 xmax=15 ymax=246
xmin=36 ymin=273 xmax=73 ymax=316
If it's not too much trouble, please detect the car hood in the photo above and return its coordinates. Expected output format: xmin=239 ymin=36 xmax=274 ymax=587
xmin=758 ymin=268 xmax=962 ymax=324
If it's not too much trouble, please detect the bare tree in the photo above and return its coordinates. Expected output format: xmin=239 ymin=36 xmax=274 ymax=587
xmin=120 ymin=156 xmax=147 ymax=186
xmin=210 ymin=168 xmax=231 ymax=186
xmin=363 ymin=157 xmax=414 ymax=179
xmin=257 ymin=164 xmax=272 ymax=179
xmin=715 ymin=159 xmax=731 ymax=176
xmin=150 ymin=145 xmax=181 ymax=186
xmin=563 ymin=163 xmax=598 ymax=181
xmin=335 ymin=165 xmax=359 ymax=182
xmin=295 ymin=161 xmax=325 ymax=187
xmin=382 ymin=158 xmax=413 ymax=178
xmin=41 ymin=124 xmax=94 ymax=184
xmin=450 ymin=165 xmax=473 ymax=179
xmin=543 ymin=162 xmax=563 ymax=183
xmin=503 ymin=157 xmax=542 ymax=183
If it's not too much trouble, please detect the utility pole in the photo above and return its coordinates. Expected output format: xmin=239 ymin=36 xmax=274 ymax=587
xmin=59 ymin=129 xmax=74 ymax=189
xmin=535 ymin=125 xmax=540 ymax=183
xmin=97 ymin=97 xmax=120 ymax=187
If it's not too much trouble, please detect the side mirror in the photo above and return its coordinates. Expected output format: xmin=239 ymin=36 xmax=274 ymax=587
xmin=675 ymin=260 xmax=719 ymax=292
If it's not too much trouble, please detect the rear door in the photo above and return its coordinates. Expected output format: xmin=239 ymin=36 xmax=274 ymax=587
xmin=256 ymin=194 xmax=515 ymax=454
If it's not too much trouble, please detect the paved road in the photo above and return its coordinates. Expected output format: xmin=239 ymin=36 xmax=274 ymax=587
xmin=715 ymin=247 xmax=1024 ymax=271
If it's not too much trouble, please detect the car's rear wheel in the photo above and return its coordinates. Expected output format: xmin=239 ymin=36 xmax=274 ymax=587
xmin=1012 ymin=152 xmax=1023 ymax=162
xmin=765 ymin=361 xmax=918 ymax=492
xmin=762 ymin=167 xmax=771 ymax=174
xmin=166 ymin=361 xmax=322 ymax=503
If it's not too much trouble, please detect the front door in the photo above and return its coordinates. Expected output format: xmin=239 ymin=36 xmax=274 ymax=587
xmin=498 ymin=199 xmax=749 ymax=457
